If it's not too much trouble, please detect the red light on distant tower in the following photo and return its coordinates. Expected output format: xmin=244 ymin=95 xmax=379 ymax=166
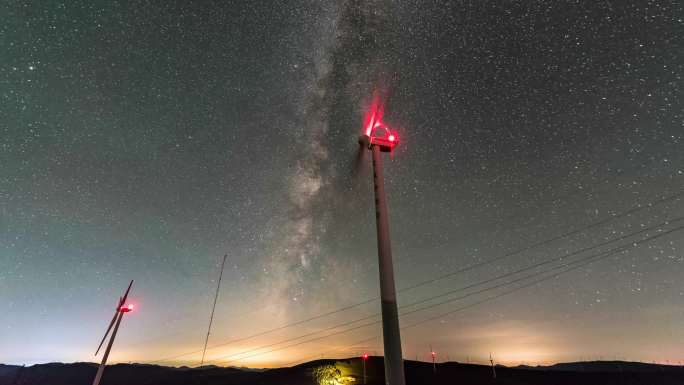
xmin=430 ymin=346 xmax=437 ymax=373
xmin=362 ymin=352 xmax=369 ymax=385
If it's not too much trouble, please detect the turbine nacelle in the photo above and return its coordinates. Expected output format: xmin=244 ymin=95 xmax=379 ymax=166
xmin=359 ymin=122 xmax=399 ymax=152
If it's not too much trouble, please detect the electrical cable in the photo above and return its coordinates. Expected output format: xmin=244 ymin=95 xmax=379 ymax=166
xmin=147 ymin=191 xmax=683 ymax=365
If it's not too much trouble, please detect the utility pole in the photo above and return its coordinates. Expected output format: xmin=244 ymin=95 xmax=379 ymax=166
xmin=358 ymin=106 xmax=405 ymax=385
xmin=92 ymin=280 xmax=134 ymax=385
xmin=490 ymin=353 xmax=497 ymax=379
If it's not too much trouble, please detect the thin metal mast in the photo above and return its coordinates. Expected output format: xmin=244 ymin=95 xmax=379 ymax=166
xmin=200 ymin=254 xmax=228 ymax=366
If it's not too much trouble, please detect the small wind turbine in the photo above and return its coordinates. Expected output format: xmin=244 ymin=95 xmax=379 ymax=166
xmin=489 ymin=353 xmax=497 ymax=379
xmin=430 ymin=345 xmax=436 ymax=373
xmin=92 ymin=280 xmax=134 ymax=385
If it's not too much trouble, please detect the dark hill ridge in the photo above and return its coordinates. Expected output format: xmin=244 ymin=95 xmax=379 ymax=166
xmin=525 ymin=360 xmax=679 ymax=373
xmin=1 ymin=358 xmax=682 ymax=385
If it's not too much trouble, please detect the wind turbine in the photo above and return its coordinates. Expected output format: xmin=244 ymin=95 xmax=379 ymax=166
xmin=489 ymin=353 xmax=497 ymax=379
xmin=92 ymin=280 xmax=134 ymax=385
xmin=430 ymin=345 xmax=437 ymax=373
xmin=354 ymin=93 xmax=405 ymax=385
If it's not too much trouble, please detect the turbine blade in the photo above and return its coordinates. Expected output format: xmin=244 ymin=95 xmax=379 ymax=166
xmin=352 ymin=144 xmax=368 ymax=178
xmin=95 ymin=280 xmax=134 ymax=356
xmin=120 ymin=280 xmax=134 ymax=306
xmin=95 ymin=310 xmax=118 ymax=356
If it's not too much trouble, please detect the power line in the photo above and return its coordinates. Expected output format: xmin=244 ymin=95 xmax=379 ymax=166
xmin=396 ymin=190 xmax=684 ymax=294
xmin=399 ymin=233 xmax=646 ymax=321
xmin=284 ymin=224 xmax=684 ymax=367
xmin=203 ymin=223 xmax=684 ymax=366
xmin=147 ymin=298 xmax=378 ymax=364
xmin=400 ymin=216 xmax=684 ymax=312
xmin=161 ymin=215 xmax=682 ymax=366
xmin=147 ymin=191 xmax=682 ymax=364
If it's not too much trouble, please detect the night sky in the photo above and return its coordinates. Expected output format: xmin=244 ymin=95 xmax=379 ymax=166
xmin=2 ymin=0 xmax=683 ymax=368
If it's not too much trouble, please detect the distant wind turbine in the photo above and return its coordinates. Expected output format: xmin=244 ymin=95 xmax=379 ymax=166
xmin=92 ymin=280 xmax=134 ymax=385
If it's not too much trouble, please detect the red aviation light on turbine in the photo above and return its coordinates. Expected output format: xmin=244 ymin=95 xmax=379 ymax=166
xmin=366 ymin=122 xmax=399 ymax=152
xmin=362 ymin=353 xmax=369 ymax=360
xmin=120 ymin=304 xmax=134 ymax=313
xmin=360 ymin=96 xmax=399 ymax=152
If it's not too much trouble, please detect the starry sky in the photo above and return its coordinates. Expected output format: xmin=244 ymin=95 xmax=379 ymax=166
xmin=1 ymin=0 xmax=683 ymax=368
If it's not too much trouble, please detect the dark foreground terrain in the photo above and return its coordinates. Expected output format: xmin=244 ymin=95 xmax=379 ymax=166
xmin=1 ymin=357 xmax=682 ymax=385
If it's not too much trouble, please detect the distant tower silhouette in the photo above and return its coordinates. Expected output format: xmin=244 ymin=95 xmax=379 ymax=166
xmin=362 ymin=353 xmax=369 ymax=384
xmin=489 ymin=353 xmax=497 ymax=379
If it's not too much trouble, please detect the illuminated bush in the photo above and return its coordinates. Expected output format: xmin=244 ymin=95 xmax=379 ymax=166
xmin=313 ymin=364 xmax=356 ymax=385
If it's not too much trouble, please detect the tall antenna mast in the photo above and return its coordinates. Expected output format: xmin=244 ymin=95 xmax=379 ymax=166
xmin=92 ymin=280 xmax=134 ymax=385
xmin=200 ymin=254 xmax=228 ymax=367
